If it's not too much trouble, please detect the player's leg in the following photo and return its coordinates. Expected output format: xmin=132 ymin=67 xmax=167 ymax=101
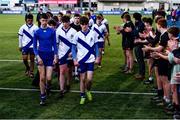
xmin=22 ymin=54 xmax=30 ymax=76
xmin=66 ymin=60 xmax=73 ymax=92
xmin=85 ymin=63 xmax=94 ymax=101
xmin=98 ymin=48 xmax=103 ymax=68
xmin=38 ymin=65 xmax=46 ymax=105
xmin=29 ymin=52 xmax=35 ymax=78
xmin=45 ymin=66 xmax=53 ymax=96
xmin=79 ymin=63 xmax=86 ymax=104
xmin=59 ymin=64 xmax=68 ymax=98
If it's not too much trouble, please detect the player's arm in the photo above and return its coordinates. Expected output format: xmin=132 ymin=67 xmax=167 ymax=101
xmin=53 ymin=31 xmax=58 ymax=64
xmin=152 ymin=52 xmax=168 ymax=60
xmin=33 ymin=31 xmax=43 ymax=65
xmin=71 ymin=34 xmax=79 ymax=66
xmin=143 ymin=45 xmax=164 ymax=53
xmin=18 ymin=27 xmax=23 ymax=51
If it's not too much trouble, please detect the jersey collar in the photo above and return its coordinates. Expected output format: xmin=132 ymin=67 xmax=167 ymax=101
xmin=81 ymin=29 xmax=90 ymax=36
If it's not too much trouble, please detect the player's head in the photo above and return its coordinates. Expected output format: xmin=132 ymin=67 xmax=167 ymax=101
xmin=57 ymin=12 xmax=63 ymax=22
xmin=62 ymin=15 xmax=70 ymax=29
xmin=121 ymin=12 xmax=129 ymax=19
xmin=25 ymin=13 xmax=33 ymax=25
xmin=156 ymin=18 xmax=167 ymax=31
xmin=144 ymin=17 xmax=153 ymax=31
xmin=167 ymin=27 xmax=180 ymax=39
xmin=48 ymin=19 xmax=57 ymax=29
xmin=52 ymin=16 xmax=59 ymax=23
xmin=80 ymin=16 xmax=89 ymax=31
xmin=74 ymin=13 xmax=81 ymax=24
xmin=133 ymin=12 xmax=142 ymax=22
xmin=96 ymin=14 xmax=103 ymax=25
xmin=66 ymin=10 xmax=72 ymax=17
xmin=123 ymin=14 xmax=131 ymax=22
xmin=84 ymin=11 xmax=91 ymax=19
xmin=40 ymin=13 xmax=48 ymax=27
xmin=99 ymin=13 xmax=104 ymax=19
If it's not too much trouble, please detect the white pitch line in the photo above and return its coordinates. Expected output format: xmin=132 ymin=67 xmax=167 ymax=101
xmin=0 ymin=87 xmax=155 ymax=95
xmin=0 ymin=60 xmax=22 ymax=62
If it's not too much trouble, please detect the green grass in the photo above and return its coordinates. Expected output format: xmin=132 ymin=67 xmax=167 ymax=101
xmin=0 ymin=14 xmax=171 ymax=119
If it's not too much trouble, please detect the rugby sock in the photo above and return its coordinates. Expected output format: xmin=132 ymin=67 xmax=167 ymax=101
xmin=80 ymin=92 xmax=85 ymax=98
xmin=46 ymin=81 xmax=51 ymax=90
xmin=157 ymin=89 xmax=163 ymax=97
xmin=86 ymin=81 xmax=92 ymax=91
xmin=40 ymin=93 xmax=46 ymax=101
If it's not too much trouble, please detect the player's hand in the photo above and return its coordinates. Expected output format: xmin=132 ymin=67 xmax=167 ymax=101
xmin=53 ymin=58 xmax=58 ymax=65
xmin=37 ymin=56 xmax=43 ymax=65
xmin=95 ymin=57 xmax=100 ymax=64
xmin=174 ymin=72 xmax=180 ymax=81
xmin=142 ymin=45 xmax=150 ymax=52
xmin=124 ymin=27 xmax=132 ymax=32
xmin=73 ymin=60 xmax=79 ymax=66
xmin=134 ymin=39 xmax=141 ymax=44
xmin=174 ymin=57 xmax=180 ymax=64
xmin=19 ymin=47 xmax=22 ymax=52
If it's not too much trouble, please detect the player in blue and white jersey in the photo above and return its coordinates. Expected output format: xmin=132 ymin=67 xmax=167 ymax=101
xmin=100 ymin=14 xmax=111 ymax=51
xmin=92 ymin=14 xmax=108 ymax=68
xmin=33 ymin=13 xmax=58 ymax=106
xmin=71 ymin=16 xmax=100 ymax=105
xmin=18 ymin=13 xmax=38 ymax=78
xmin=56 ymin=15 xmax=77 ymax=98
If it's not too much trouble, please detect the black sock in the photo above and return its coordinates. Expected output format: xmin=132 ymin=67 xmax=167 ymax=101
xmin=157 ymin=89 xmax=163 ymax=97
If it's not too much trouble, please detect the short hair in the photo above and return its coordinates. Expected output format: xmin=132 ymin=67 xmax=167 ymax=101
xmin=66 ymin=10 xmax=71 ymax=14
xmin=157 ymin=18 xmax=167 ymax=28
xmin=80 ymin=16 xmax=89 ymax=25
xmin=25 ymin=13 xmax=33 ymax=20
xmin=53 ymin=16 xmax=59 ymax=23
xmin=74 ymin=13 xmax=80 ymax=17
xmin=61 ymin=15 xmax=70 ymax=23
xmin=121 ymin=12 xmax=129 ymax=19
xmin=123 ymin=14 xmax=131 ymax=21
xmin=84 ymin=11 xmax=91 ymax=17
xmin=40 ymin=13 xmax=48 ymax=19
xmin=58 ymin=12 xmax=63 ymax=16
xmin=145 ymin=18 xmax=153 ymax=26
xmin=142 ymin=17 xmax=147 ymax=22
xmin=155 ymin=16 xmax=163 ymax=23
xmin=96 ymin=14 xmax=103 ymax=20
xmin=133 ymin=12 xmax=142 ymax=21
xmin=167 ymin=27 xmax=180 ymax=37
xmin=99 ymin=13 xmax=103 ymax=18
xmin=48 ymin=19 xmax=57 ymax=27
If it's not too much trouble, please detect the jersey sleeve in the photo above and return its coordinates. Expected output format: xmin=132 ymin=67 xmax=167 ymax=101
xmin=18 ymin=26 xmax=23 ymax=48
xmin=72 ymin=32 xmax=78 ymax=45
xmin=33 ymin=31 xmax=39 ymax=56
xmin=168 ymin=52 xmax=175 ymax=64
xmin=52 ymin=30 xmax=58 ymax=55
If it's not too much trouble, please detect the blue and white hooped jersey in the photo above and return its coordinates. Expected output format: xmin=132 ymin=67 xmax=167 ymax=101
xmin=72 ymin=30 xmax=98 ymax=63
xmin=18 ymin=24 xmax=38 ymax=48
xmin=92 ymin=23 xmax=107 ymax=42
xmin=56 ymin=26 xmax=77 ymax=59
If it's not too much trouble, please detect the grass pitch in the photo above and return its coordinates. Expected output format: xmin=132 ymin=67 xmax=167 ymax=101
xmin=0 ymin=14 xmax=171 ymax=119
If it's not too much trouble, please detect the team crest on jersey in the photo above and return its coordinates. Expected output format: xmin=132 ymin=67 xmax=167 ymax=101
xmin=70 ymin=34 xmax=74 ymax=39
xmin=90 ymin=37 xmax=93 ymax=41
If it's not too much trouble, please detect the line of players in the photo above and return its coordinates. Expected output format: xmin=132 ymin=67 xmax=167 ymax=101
xmin=114 ymin=11 xmax=180 ymax=118
xmin=18 ymin=11 xmax=110 ymax=105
